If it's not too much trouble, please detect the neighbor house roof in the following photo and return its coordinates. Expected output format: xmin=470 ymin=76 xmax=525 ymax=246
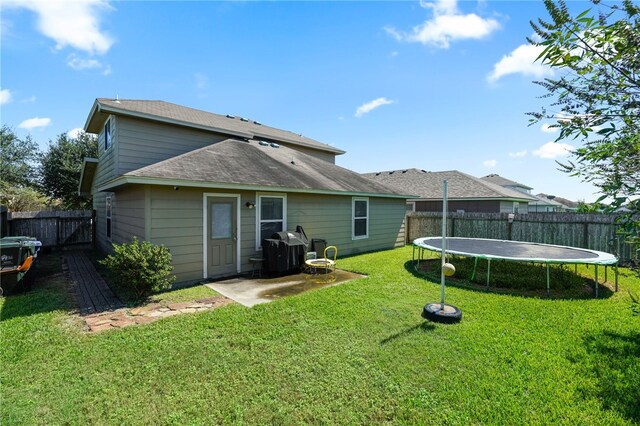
xmin=84 ymin=98 xmax=345 ymax=155
xmin=96 ymin=139 xmax=412 ymax=198
xmin=537 ymin=193 xmax=579 ymax=209
xmin=528 ymin=193 xmax=566 ymax=208
xmin=362 ymin=169 xmax=536 ymax=201
xmin=481 ymin=174 xmax=533 ymax=191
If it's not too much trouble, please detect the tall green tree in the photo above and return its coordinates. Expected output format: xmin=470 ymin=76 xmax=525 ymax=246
xmin=0 ymin=125 xmax=40 ymax=188
xmin=529 ymin=0 xmax=640 ymax=245
xmin=39 ymin=131 xmax=98 ymax=210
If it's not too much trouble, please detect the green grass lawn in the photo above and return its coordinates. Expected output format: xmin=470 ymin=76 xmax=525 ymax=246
xmin=1 ymin=247 xmax=639 ymax=425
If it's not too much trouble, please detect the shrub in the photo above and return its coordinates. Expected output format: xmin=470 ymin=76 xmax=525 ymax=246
xmin=100 ymin=237 xmax=176 ymax=299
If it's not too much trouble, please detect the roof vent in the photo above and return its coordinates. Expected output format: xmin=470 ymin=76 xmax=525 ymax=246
xmin=240 ymin=117 xmax=249 ymax=122
xmin=375 ymin=172 xmax=381 ymax=176
xmin=389 ymin=171 xmax=395 ymax=175
xmin=402 ymin=170 xmax=408 ymax=173
xmin=421 ymin=169 xmax=427 ymax=173
xmin=290 ymin=160 xmax=296 ymax=165
xmin=270 ymin=143 xmax=280 ymax=148
xmin=253 ymin=120 xmax=262 ymax=125
xmin=226 ymin=114 xmax=235 ymax=119
xmin=258 ymin=141 xmax=269 ymax=146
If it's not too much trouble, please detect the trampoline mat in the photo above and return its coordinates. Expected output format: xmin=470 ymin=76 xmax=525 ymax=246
xmin=418 ymin=237 xmax=601 ymax=261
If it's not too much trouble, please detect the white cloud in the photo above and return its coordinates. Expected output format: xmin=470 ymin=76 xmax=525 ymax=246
xmin=0 ymin=89 xmax=12 ymax=105
xmin=483 ymin=159 xmax=497 ymax=168
xmin=488 ymin=43 xmax=553 ymax=83
xmin=541 ymin=123 xmax=558 ymax=133
xmin=355 ymin=97 xmax=395 ymax=118
xmin=18 ymin=116 xmax=51 ymax=130
xmin=4 ymin=0 xmax=113 ymax=55
xmin=67 ymin=128 xmax=84 ymax=138
xmin=385 ymin=0 xmax=500 ymax=49
xmin=532 ymin=141 xmax=574 ymax=159
xmin=67 ymin=54 xmax=102 ymax=70
xmin=21 ymin=95 xmax=37 ymax=103
xmin=508 ymin=150 xmax=527 ymax=158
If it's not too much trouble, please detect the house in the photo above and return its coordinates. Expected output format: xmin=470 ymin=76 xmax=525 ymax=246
xmin=528 ymin=193 xmax=566 ymax=212
xmin=362 ymin=169 xmax=535 ymax=213
xmin=536 ymin=193 xmax=579 ymax=212
xmin=480 ymin=174 xmax=533 ymax=195
xmin=480 ymin=174 xmax=580 ymax=212
xmin=79 ymin=98 xmax=410 ymax=284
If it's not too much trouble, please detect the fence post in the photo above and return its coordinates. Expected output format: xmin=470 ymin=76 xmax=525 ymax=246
xmin=92 ymin=209 xmax=97 ymax=248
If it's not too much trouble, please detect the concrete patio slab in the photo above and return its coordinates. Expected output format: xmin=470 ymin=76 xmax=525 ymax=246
xmin=205 ymin=270 xmax=365 ymax=307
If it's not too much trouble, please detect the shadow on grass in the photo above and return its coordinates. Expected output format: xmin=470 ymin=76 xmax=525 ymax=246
xmin=0 ymin=251 xmax=76 ymax=321
xmin=380 ymin=322 xmax=436 ymax=345
xmin=404 ymin=258 xmax=614 ymax=300
xmin=569 ymin=330 xmax=640 ymax=422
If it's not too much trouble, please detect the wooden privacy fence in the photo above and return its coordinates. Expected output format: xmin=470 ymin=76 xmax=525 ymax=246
xmin=7 ymin=210 xmax=95 ymax=247
xmin=406 ymin=212 xmax=638 ymax=262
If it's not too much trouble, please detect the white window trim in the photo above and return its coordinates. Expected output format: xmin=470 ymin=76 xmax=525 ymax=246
xmin=352 ymin=197 xmax=369 ymax=240
xmin=104 ymin=118 xmax=112 ymax=152
xmin=255 ymin=193 xmax=287 ymax=251
xmin=106 ymin=196 xmax=112 ymax=241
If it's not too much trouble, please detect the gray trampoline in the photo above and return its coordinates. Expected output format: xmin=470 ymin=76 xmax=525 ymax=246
xmin=413 ymin=237 xmax=618 ymax=296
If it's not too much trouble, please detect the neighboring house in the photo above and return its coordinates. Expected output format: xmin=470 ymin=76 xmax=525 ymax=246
xmin=528 ymin=193 xmax=566 ymax=212
xmin=79 ymin=98 xmax=410 ymax=284
xmin=481 ymin=174 xmax=577 ymax=212
xmin=480 ymin=174 xmax=533 ymax=195
xmin=536 ymin=193 xmax=579 ymax=212
xmin=362 ymin=169 xmax=535 ymax=213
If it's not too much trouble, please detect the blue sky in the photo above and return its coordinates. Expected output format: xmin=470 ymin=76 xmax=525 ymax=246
xmin=1 ymin=0 xmax=603 ymax=201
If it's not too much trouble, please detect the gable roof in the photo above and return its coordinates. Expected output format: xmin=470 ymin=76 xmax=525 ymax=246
xmin=98 ymin=139 xmax=411 ymax=198
xmin=528 ymin=193 xmax=566 ymax=208
xmin=536 ymin=193 xmax=579 ymax=209
xmin=481 ymin=174 xmax=533 ymax=190
xmin=362 ymin=169 xmax=536 ymax=201
xmin=84 ymin=98 xmax=345 ymax=155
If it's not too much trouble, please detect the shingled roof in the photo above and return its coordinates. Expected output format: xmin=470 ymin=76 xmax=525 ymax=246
xmin=84 ymin=98 xmax=345 ymax=155
xmin=362 ymin=169 xmax=535 ymax=201
xmin=481 ymin=174 xmax=533 ymax=190
xmin=98 ymin=139 xmax=410 ymax=198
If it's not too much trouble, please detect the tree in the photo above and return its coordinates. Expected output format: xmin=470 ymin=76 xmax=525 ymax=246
xmin=529 ymin=0 xmax=639 ymax=245
xmin=0 ymin=125 xmax=40 ymax=188
xmin=39 ymin=131 xmax=98 ymax=210
xmin=0 ymin=180 xmax=54 ymax=212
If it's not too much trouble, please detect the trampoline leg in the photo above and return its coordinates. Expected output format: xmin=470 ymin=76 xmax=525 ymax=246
xmin=486 ymin=259 xmax=491 ymax=288
xmin=595 ymin=265 xmax=599 ymax=298
xmin=605 ymin=266 xmax=608 ymax=283
xmin=471 ymin=257 xmax=478 ymax=281
xmin=546 ymin=263 xmax=550 ymax=296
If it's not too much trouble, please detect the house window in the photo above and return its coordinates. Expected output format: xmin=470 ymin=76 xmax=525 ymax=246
xmin=106 ymin=196 xmax=112 ymax=240
xmin=257 ymin=194 xmax=286 ymax=250
xmin=352 ymin=197 xmax=369 ymax=240
xmin=513 ymin=202 xmax=519 ymax=213
xmin=104 ymin=118 xmax=112 ymax=151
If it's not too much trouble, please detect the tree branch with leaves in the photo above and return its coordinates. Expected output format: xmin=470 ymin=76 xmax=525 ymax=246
xmin=529 ymin=0 xmax=639 ymax=250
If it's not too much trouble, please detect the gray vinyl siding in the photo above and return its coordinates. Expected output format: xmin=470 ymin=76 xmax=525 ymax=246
xmin=500 ymin=201 xmax=530 ymax=214
xmin=117 ymin=117 xmax=228 ymax=175
xmin=94 ymin=115 xmax=117 ymax=186
xmin=287 ymin=194 xmax=406 ymax=256
xmin=111 ymin=186 xmax=145 ymax=243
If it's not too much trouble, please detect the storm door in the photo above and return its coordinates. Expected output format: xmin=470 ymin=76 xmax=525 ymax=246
xmin=207 ymin=197 xmax=237 ymax=277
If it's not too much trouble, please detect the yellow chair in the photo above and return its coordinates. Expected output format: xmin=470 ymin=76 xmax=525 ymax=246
xmin=305 ymin=246 xmax=337 ymax=274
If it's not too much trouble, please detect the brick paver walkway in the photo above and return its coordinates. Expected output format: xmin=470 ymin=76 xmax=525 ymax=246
xmin=63 ymin=250 xmax=124 ymax=315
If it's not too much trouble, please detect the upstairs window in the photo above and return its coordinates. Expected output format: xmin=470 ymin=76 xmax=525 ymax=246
xmin=352 ymin=197 xmax=369 ymax=240
xmin=104 ymin=119 xmax=112 ymax=151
